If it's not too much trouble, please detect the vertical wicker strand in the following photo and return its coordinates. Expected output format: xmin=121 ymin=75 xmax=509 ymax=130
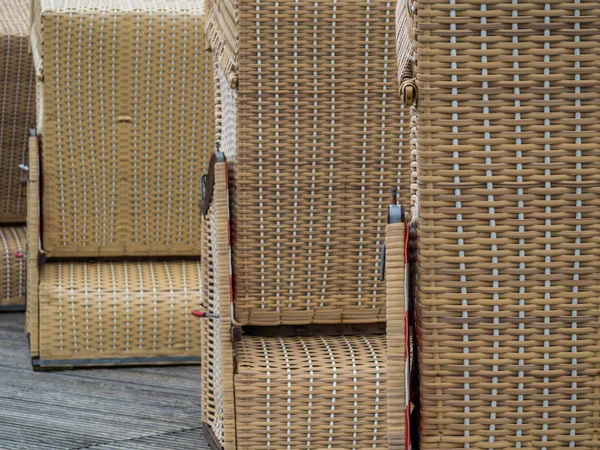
xmin=511 ymin=2 xmax=526 ymax=445
xmin=110 ymin=262 xmax=118 ymax=352
xmin=480 ymin=5 xmax=502 ymax=446
xmin=0 ymin=229 xmax=9 ymax=301
xmin=540 ymin=5 xmax=553 ymax=445
xmin=11 ymin=227 xmax=24 ymax=301
xmin=568 ymin=6 xmax=582 ymax=444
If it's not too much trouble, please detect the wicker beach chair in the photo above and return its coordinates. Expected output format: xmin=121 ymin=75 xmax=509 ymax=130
xmin=27 ymin=133 xmax=204 ymax=368
xmin=397 ymin=0 xmax=600 ymax=446
xmin=199 ymin=0 xmax=412 ymax=446
xmin=26 ymin=0 xmax=213 ymax=368
xmin=0 ymin=0 xmax=35 ymax=224
xmin=200 ymin=158 xmax=409 ymax=449
xmin=30 ymin=0 xmax=213 ymax=258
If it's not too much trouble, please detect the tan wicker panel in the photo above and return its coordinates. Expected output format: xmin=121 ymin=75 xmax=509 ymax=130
xmin=38 ymin=260 xmax=201 ymax=361
xmin=26 ymin=134 xmax=40 ymax=356
xmin=0 ymin=226 xmax=26 ymax=308
xmin=207 ymin=0 xmax=409 ymax=326
xmin=200 ymin=161 xmax=236 ymax=449
xmin=200 ymin=165 xmax=406 ymax=448
xmin=386 ymin=222 xmax=407 ymax=448
xmin=234 ymin=334 xmax=388 ymax=450
xmin=33 ymin=0 xmax=213 ymax=257
xmin=0 ymin=0 xmax=35 ymax=223
xmin=411 ymin=0 xmax=600 ymax=446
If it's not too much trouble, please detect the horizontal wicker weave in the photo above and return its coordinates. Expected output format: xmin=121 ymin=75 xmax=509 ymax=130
xmin=37 ymin=260 xmax=201 ymax=362
xmin=200 ymin=161 xmax=407 ymax=449
xmin=0 ymin=0 xmax=35 ymax=223
xmin=407 ymin=0 xmax=600 ymax=446
xmin=207 ymin=0 xmax=409 ymax=326
xmin=31 ymin=0 xmax=213 ymax=257
xmin=0 ymin=226 xmax=26 ymax=309
xmin=235 ymin=334 xmax=389 ymax=450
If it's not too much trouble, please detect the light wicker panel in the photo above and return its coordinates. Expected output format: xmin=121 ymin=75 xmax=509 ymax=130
xmin=38 ymin=260 xmax=201 ymax=361
xmin=26 ymin=134 xmax=40 ymax=355
xmin=412 ymin=0 xmax=600 ymax=447
xmin=0 ymin=0 xmax=35 ymax=223
xmin=385 ymin=221 xmax=407 ymax=448
xmin=409 ymin=105 xmax=419 ymax=219
xmin=207 ymin=0 xmax=409 ymax=326
xmin=0 ymin=226 xmax=26 ymax=308
xmin=32 ymin=0 xmax=213 ymax=257
xmin=234 ymin=334 xmax=388 ymax=450
xmin=200 ymin=161 xmax=236 ymax=449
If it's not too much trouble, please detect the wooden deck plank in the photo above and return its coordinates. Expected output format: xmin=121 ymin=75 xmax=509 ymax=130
xmin=0 ymin=313 xmax=207 ymax=450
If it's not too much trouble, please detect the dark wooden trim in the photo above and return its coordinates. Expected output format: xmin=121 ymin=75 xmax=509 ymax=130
xmin=243 ymin=322 xmax=386 ymax=338
xmin=32 ymin=355 xmax=201 ymax=371
xmin=0 ymin=305 xmax=25 ymax=312
xmin=201 ymin=151 xmax=225 ymax=217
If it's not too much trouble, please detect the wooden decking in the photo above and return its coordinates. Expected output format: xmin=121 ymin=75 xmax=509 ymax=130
xmin=0 ymin=313 xmax=209 ymax=450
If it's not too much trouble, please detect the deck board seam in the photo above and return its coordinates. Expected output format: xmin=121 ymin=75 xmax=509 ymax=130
xmin=70 ymin=426 xmax=204 ymax=450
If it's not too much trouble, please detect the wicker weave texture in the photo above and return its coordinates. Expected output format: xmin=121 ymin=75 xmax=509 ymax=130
xmin=200 ymin=162 xmax=410 ymax=449
xmin=208 ymin=0 xmax=410 ymax=326
xmin=32 ymin=0 xmax=213 ymax=257
xmin=0 ymin=226 xmax=26 ymax=308
xmin=0 ymin=0 xmax=35 ymax=223
xmin=235 ymin=334 xmax=388 ymax=450
xmin=26 ymin=135 xmax=40 ymax=355
xmin=38 ymin=260 xmax=201 ymax=361
xmin=408 ymin=106 xmax=419 ymax=219
xmin=385 ymin=222 xmax=407 ymax=448
xmin=395 ymin=0 xmax=415 ymax=86
xmin=200 ymin=161 xmax=236 ymax=449
xmin=411 ymin=0 xmax=600 ymax=446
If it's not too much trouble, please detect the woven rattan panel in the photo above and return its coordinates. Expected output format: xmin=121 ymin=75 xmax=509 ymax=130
xmin=0 ymin=226 xmax=26 ymax=308
xmin=234 ymin=334 xmax=388 ymax=450
xmin=32 ymin=0 xmax=213 ymax=257
xmin=208 ymin=0 xmax=410 ymax=326
xmin=26 ymin=135 xmax=40 ymax=355
xmin=200 ymin=161 xmax=236 ymax=449
xmin=0 ymin=0 xmax=35 ymax=223
xmin=412 ymin=0 xmax=600 ymax=446
xmin=385 ymin=222 xmax=407 ymax=447
xmin=409 ymin=105 xmax=419 ymax=218
xmin=38 ymin=260 xmax=201 ymax=361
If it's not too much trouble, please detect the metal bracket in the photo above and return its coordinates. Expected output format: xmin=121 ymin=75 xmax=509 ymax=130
xmin=200 ymin=150 xmax=226 ymax=217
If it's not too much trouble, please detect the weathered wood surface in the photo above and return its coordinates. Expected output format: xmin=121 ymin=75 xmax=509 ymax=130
xmin=0 ymin=313 xmax=208 ymax=449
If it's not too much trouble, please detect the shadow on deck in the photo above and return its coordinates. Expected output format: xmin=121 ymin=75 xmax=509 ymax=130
xmin=0 ymin=313 xmax=208 ymax=449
